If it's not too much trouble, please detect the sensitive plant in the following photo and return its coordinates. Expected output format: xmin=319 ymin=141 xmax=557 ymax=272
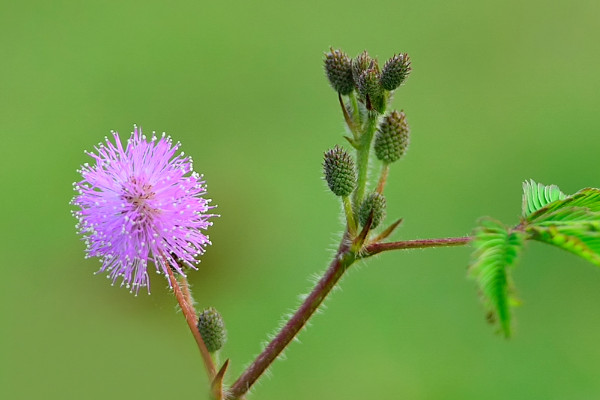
xmin=71 ymin=48 xmax=600 ymax=399
xmin=71 ymin=128 xmax=216 ymax=294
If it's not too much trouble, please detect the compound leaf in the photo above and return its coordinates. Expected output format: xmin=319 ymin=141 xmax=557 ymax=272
xmin=522 ymin=181 xmax=600 ymax=265
xmin=469 ymin=218 xmax=526 ymax=338
xmin=522 ymin=179 xmax=566 ymax=219
xmin=527 ymin=224 xmax=600 ymax=266
xmin=526 ymin=185 xmax=600 ymax=224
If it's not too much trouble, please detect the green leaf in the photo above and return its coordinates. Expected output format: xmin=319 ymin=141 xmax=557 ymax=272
xmin=528 ymin=225 xmax=600 ymax=266
xmin=469 ymin=218 xmax=526 ymax=338
xmin=522 ymin=179 xmax=566 ymax=219
xmin=522 ymin=181 xmax=600 ymax=266
xmin=528 ymin=187 xmax=600 ymax=223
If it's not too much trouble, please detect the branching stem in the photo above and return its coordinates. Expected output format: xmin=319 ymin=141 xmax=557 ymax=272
xmin=227 ymin=234 xmax=471 ymax=398
xmin=363 ymin=236 xmax=472 ymax=257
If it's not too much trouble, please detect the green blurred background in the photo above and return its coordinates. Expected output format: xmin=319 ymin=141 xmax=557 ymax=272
xmin=2 ymin=0 xmax=600 ymax=399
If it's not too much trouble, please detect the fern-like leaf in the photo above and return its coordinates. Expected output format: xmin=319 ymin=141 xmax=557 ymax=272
xmin=522 ymin=179 xmax=566 ymax=219
xmin=522 ymin=182 xmax=600 ymax=265
xmin=469 ymin=218 xmax=526 ymax=338
xmin=528 ymin=187 xmax=600 ymax=222
xmin=528 ymin=225 xmax=600 ymax=266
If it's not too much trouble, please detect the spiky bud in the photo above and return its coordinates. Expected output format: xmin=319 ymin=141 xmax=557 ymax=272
xmin=323 ymin=146 xmax=356 ymax=197
xmin=324 ymin=48 xmax=355 ymax=95
xmin=197 ymin=307 xmax=227 ymax=353
xmin=357 ymin=67 xmax=387 ymax=113
xmin=359 ymin=192 xmax=386 ymax=228
xmin=352 ymin=51 xmax=375 ymax=87
xmin=380 ymin=53 xmax=411 ymax=91
xmin=357 ymin=68 xmax=382 ymax=100
xmin=374 ymin=110 xmax=410 ymax=163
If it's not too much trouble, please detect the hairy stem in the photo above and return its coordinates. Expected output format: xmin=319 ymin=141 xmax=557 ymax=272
xmin=376 ymin=163 xmax=390 ymax=194
xmin=353 ymin=113 xmax=379 ymax=209
xmin=343 ymin=196 xmax=357 ymax=236
xmin=363 ymin=236 xmax=472 ymax=257
xmin=227 ymin=234 xmax=472 ymax=398
xmin=228 ymin=238 xmax=356 ymax=399
xmin=348 ymin=91 xmax=361 ymax=126
xmin=177 ymin=273 xmax=196 ymax=312
xmin=165 ymin=266 xmax=217 ymax=381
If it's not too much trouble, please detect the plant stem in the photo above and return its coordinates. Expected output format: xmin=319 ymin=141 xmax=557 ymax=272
xmin=165 ymin=266 xmax=217 ymax=381
xmin=370 ymin=218 xmax=403 ymax=244
xmin=353 ymin=113 xmax=379 ymax=209
xmin=343 ymin=196 xmax=357 ymax=236
xmin=228 ymin=238 xmax=356 ymax=399
xmin=338 ymin=93 xmax=357 ymax=138
xmin=376 ymin=163 xmax=390 ymax=194
xmin=349 ymin=91 xmax=361 ymax=126
xmin=227 ymin=234 xmax=472 ymax=398
xmin=178 ymin=273 xmax=196 ymax=311
xmin=362 ymin=236 xmax=472 ymax=257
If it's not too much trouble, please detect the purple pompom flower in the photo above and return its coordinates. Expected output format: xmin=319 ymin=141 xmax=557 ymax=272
xmin=71 ymin=126 xmax=216 ymax=294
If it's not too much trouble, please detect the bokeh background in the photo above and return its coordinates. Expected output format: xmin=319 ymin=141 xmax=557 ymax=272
xmin=2 ymin=0 xmax=600 ymax=399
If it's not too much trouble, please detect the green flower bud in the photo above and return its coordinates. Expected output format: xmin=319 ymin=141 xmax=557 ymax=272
xmin=324 ymin=48 xmax=354 ymax=95
xmin=323 ymin=145 xmax=356 ymax=197
xmin=357 ymin=68 xmax=387 ymax=113
xmin=197 ymin=307 xmax=227 ymax=353
xmin=359 ymin=192 xmax=386 ymax=229
xmin=357 ymin=68 xmax=382 ymax=101
xmin=380 ymin=53 xmax=411 ymax=91
xmin=352 ymin=51 xmax=375 ymax=87
xmin=374 ymin=110 xmax=410 ymax=163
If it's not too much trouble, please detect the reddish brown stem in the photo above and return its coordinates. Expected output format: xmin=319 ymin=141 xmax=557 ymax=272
xmin=376 ymin=164 xmax=390 ymax=194
xmin=227 ymin=235 xmax=471 ymax=398
xmin=363 ymin=236 xmax=472 ymax=257
xmin=178 ymin=274 xmax=196 ymax=313
xmin=228 ymin=240 xmax=356 ymax=399
xmin=165 ymin=266 xmax=217 ymax=379
xmin=338 ymin=93 xmax=356 ymax=134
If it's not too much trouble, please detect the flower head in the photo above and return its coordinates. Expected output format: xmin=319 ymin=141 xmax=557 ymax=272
xmin=71 ymin=126 xmax=216 ymax=294
xmin=324 ymin=48 xmax=354 ymax=95
xmin=323 ymin=145 xmax=356 ymax=197
xmin=197 ymin=307 xmax=227 ymax=353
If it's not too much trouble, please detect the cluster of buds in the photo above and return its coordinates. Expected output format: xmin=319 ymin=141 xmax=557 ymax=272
xmin=324 ymin=48 xmax=411 ymax=114
xmin=323 ymin=48 xmax=411 ymax=246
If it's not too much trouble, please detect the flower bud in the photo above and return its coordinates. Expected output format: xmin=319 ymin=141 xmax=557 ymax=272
xmin=380 ymin=53 xmax=411 ymax=91
xmin=197 ymin=307 xmax=227 ymax=353
xmin=374 ymin=110 xmax=410 ymax=163
xmin=357 ymin=68 xmax=387 ymax=113
xmin=323 ymin=145 xmax=356 ymax=197
xmin=352 ymin=51 xmax=375 ymax=87
xmin=359 ymin=192 xmax=386 ymax=228
xmin=357 ymin=68 xmax=382 ymax=101
xmin=324 ymin=48 xmax=355 ymax=95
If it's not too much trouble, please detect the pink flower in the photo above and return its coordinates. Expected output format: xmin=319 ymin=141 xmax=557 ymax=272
xmin=72 ymin=126 xmax=216 ymax=294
